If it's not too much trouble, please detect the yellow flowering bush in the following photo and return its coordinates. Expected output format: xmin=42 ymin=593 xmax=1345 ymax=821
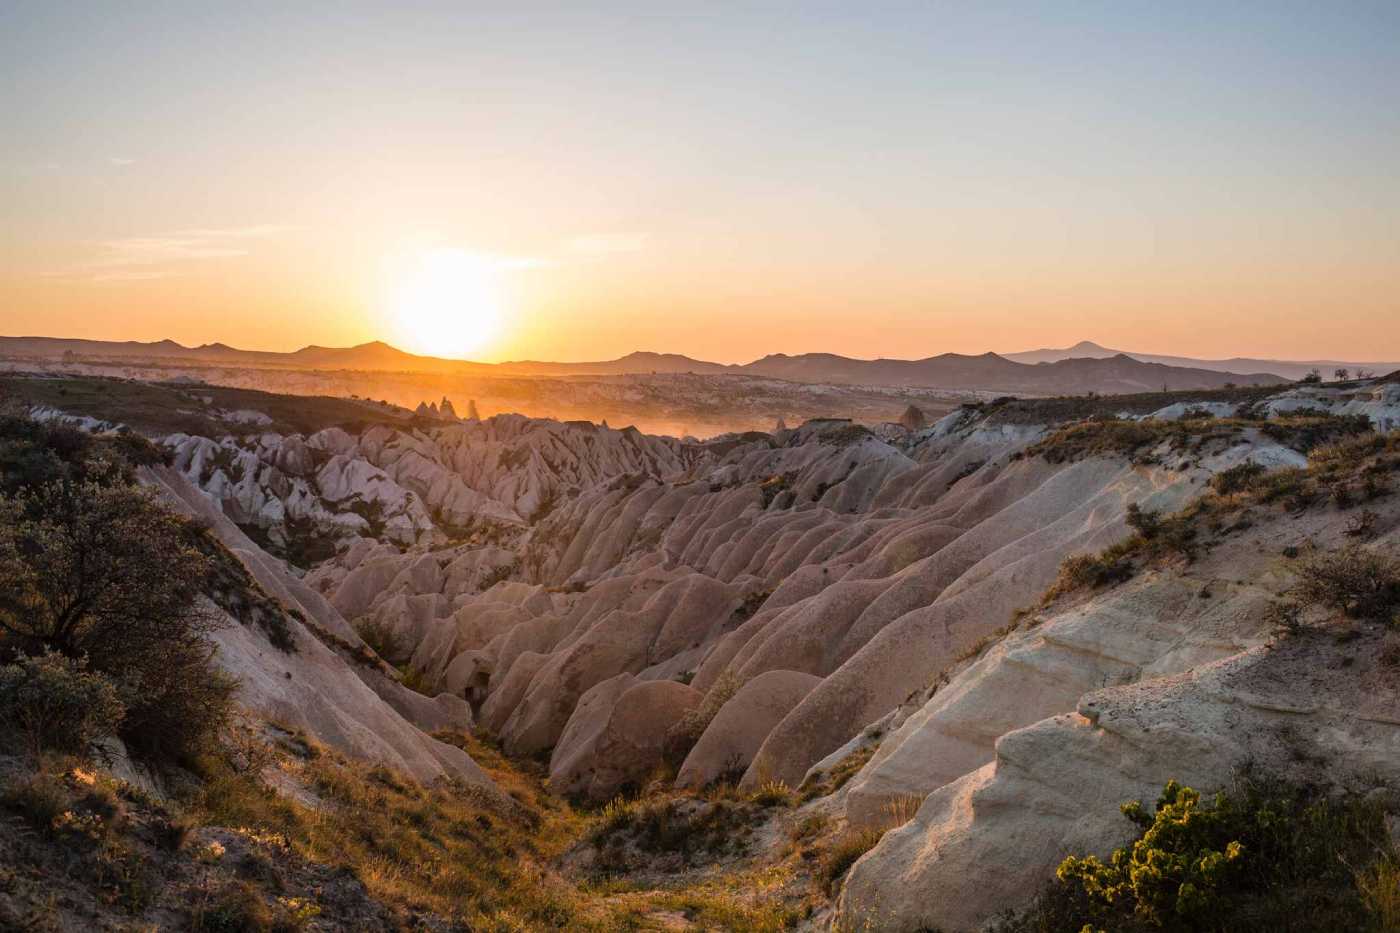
xmin=996 ymin=777 xmax=1396 ymax=932
xmin=1056 ymin=781 xmax=1245 ymax=925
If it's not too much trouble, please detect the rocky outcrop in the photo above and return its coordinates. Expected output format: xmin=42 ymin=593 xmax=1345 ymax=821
xmin=838 ymin=629 xmax=1400 ymax=931
xmin=140 ymin=464 xmax=496 ymax=790
xmin=551 ymin=678 xmax=702 ymax=801
xmin=833 ymin=462 xmax=1400 ymax=930
xmin=676 ymin=670 xmax=821 ymax=789
xmin=103 ymin=376 xmax=1400 ymax=911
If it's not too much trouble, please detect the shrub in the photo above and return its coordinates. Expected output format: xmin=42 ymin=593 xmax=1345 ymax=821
xmin=1 ymin=770 xmax=69 ymax=831
xmin=354 ymin=617 xmax=404 ymax=663
xmin=1124 ymin=502 xmax=1160 ymax=538
xmin=818 ymin=829 xmax=884 ymax=895
xmin=1052 ymin=552 xmax=1134 ymax=595
xmin=1292 ymin=545 xmax=1400 ymax=624
xmin=749 ymin=779 xmax=793 ymax=808
xmin=1211 ymin=461 xmax=1266 ymax=495
xmin=192 ymin=881 xmax=276 ymax=932
xmin=1346 ymin=509 xmax=1380 ymax=539
xmin=0 ymin=477 xmax=236 ymax=763
xmin=0 ymin=651 xmax=124 ymax=756
xmin=1263 ymin=600 xmax=1305 ymax=637
xmin=1054 ymin=781 xmax=1248 ymax=925
xmin=589 ymin=797 xmax=754 ymax=866
xmin=664 ymin=672 xmax=742 ymax=768
xmin=998 ymin=778 xmax=1396 ymax=933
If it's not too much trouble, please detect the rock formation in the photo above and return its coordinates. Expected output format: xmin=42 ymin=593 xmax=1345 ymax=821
xmin=31 ymin=370 xmax=1400 ymax=929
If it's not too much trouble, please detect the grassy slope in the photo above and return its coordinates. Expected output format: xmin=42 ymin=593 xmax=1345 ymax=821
xmin=0 ymin=373 xmax=415 ymax=438
xmin=2 ymin=720 xmax=858 ymax=931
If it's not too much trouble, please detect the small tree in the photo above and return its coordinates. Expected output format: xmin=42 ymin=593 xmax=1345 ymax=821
xmin=1292 ymin=545 xmax=1400 ymax=623
xmin=1300 ymin=369 xmax=1322 ymax=384
xmin=0 ymin=476 xmax=235 ymax=761
xmin=0 ymin=476 xmax=210 ymax=657
xmin=1334 ymin=368 xmax=1350 ymax=382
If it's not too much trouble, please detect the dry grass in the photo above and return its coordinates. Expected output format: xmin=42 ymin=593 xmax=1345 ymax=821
xmin=1041 ymin=431 xmax=1400 ymax=606
xmin=187 ymin=726 xmax=808 ymax=930
xmin=191 ymin=730 xmax=597 ymax=929
xmin=817 ymin=829 xmax=884 ymax=896
xmin=1024 ymin=413 xmax=1373 ymax=466
xmin=664 ymin=670 xmax=743 ymax=768
xmin=750 ymin=779 xmax=795 ymax=808
xmin=1356 ymin=856 xmax=1400 ymax=931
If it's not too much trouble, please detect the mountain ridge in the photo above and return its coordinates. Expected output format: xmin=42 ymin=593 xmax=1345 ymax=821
xmin=1006 ymin=339 xmax=1400 ymax=381
xmin=0 ymin=333 xmax=1306 ymax=393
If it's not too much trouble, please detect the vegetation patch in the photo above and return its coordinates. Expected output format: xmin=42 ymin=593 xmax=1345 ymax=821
xmin=664 ymin=671 xmax=743 ymax=769
xmin=798 ymin=744 xmax=878 ymax=803
xmin=1042 ymin=431 xmax=1400 ymax=603
xmin=588 ymin=795 xmax=760 ymax=872
xmin=1024 ymin=412 xmax=1373 ymax=466
xmin=995 ymin=777 xmax=1399 ymax=933
xmin=0 ymin=374 xmax=413 ymax=438
xmin=184 ymin=521 xmax=300 ymax=652
xmin=1290 ymin=545 xmax=1400 ymax=626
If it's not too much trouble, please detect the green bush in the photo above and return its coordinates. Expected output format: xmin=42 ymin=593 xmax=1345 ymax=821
xmin=0 ymin=474 xmax=236 ymax=764
xmin=1211 ymin=462 xmax=1266 ymax=496
xmin=998 ymin=778 xmax=1397 ymax=932
xmin=1292 ymin=545 xmax=1400 ymax=624
xmin=1055 ymin=781 xmax=1248 ymax=925
xmin=0 ymin=651 xmax=124 ymax=756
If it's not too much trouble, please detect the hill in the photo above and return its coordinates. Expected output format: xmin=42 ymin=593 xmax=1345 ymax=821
xmin=1006 ymin=339 xmax=1400 ymax=381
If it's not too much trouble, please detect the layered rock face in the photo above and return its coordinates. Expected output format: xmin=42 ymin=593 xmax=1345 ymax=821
xmin=140 ymin=464 xmax=495 ymax=789
xmin=832 ymin=452 xmax=1400 ymax=929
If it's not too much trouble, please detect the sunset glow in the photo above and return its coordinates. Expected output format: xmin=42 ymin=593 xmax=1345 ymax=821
xmin=1 ymin=4 xmax=1397 ymax=362
xmin=388 ymin=249 xmax=503 ymax=358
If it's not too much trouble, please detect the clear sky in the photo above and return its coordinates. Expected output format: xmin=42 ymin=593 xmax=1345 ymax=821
xmin=2 ymin=1 xmax=1397 ymax=363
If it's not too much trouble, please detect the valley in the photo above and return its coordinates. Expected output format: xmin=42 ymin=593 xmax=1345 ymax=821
xmin=2 ymin=368 xmax=1398 ymax=930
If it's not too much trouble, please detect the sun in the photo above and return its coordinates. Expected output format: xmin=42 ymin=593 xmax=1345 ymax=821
xmin=389 ymin=248 xmax=502 ymax=358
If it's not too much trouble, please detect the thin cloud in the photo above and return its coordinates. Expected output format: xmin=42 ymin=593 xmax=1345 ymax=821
xmin=90 ymin=269 xmax=177 ymax=282
xmin=172 ymin=224 xmax=296 ymax=239
xmin=73 ymin=224 xmax=290 ymax=280
xmin=567 ymin=233 xmax=649 ymax=255
xmin=108 ymin=157 xmax=136 ymax=166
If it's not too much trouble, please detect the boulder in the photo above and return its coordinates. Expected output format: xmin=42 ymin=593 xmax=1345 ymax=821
xmin=552 ymin=678 xmax=701 ymax=801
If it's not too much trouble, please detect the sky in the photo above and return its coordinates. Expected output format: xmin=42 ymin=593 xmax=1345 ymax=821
xmin=2 ymin=1 xmax=1398 ymax=364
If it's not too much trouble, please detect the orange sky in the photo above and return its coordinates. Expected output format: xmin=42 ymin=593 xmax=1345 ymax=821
xmin=3 ymin=4 xmax=1398 ymax=364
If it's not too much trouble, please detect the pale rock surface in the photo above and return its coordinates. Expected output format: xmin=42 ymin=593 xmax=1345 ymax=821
xmin=676 ymin=670 xmax=821 ymax=789
xmin=140 ymin=465 xmax=496 ymax=789
xmin=838 ymin=632 xmax=1400 ymax=931
xmin=552 ymin=678 xmax=701 ymax=801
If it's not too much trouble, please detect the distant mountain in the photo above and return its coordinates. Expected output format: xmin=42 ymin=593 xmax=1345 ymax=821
xmin=1006 ymin=340 xmax=1400 ymax=382
xmin=0 ymin=334 xmax=1289 ymax=394
xmin=739 ymin=351 xmax=1284 ymax=392
xmin=494 ymin=351 xmax=732 ymax=376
